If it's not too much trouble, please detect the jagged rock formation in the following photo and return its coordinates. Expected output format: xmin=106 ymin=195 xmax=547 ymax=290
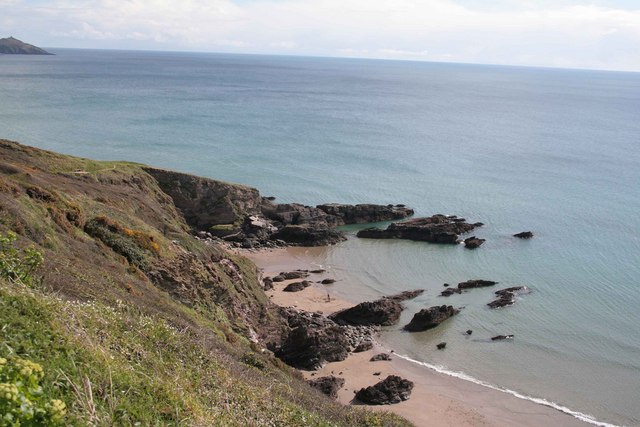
xmin=0 ymin=37 xmax=52 ymax=55
xmin=357 ymin=214 xmax=480 ymax=244
xmin=330 ymin=298 xmax=403 ymax=326
xmin=403 ymin=305 xmax=460 ymax=332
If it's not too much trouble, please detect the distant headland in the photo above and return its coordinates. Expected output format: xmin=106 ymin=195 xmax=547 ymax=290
xmin=0 ymin=36 xmax=53 ymax=55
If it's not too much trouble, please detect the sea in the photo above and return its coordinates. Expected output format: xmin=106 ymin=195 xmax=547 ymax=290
xmin=1 ymin=49 xmax=639 ymax=426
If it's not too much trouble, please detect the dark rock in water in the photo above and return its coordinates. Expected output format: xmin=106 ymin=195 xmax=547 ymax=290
xmin=440 ymin=287 xmax=462 ymax=297
xmin=436 ymin=342 xmax=447 ymax=350
xmin=321 ymin=278 xmax=336 ymax=285
xmin=281 ymin=271 xmax=309 ymax=280
xmin=443 ymin=283 xmax=450 ymax=287
xmin=354 ymin=340 xmax=374 ymax=353
xmin=263 ymin=277 xmax=274 ymax=291
xmin=466 ymin=330 xmax=473 ymax=335
xmin=316 ymin=203 xmax=414 ymax=225
xmin=491 ymin=334 xmax=514 ymax=341
xmin=355 ymin=375 xmax=414 ymax=405
xmin=464 ymin=236 xmax=486 ymax=249
xmin=357 ymin=214 xmax=480 ymax=244
xmin=370 ymin=353 xmax=392 ymax=362
xmin=283 ymin=280 xmax=311 ymax=292
xmin=275 ymin=309 xmax=351 ymax=370
xmin=474 ymin=222 xmax=485 ymax=227
xmin=386 ymin=289 xmax=424 ymax=302
xmin=514 ymin=231 xmax=534 ymax=239
xmin=307 ymin=376 xmax=345 ymax=399
xmin=271 ymin=224 xmax=346 ymax=246
xmin=488 ymin=286 xmax=530 ymax=309
xmin=458 ymin=279 xmax=497 ymax=290
xmin=265 ymin=196 xmax=276 ymax=201
xmin=404 ymin=305 xmax=460 ymax=332
xmin=330 ymin=298 xmax=403 ymax=326
xmin=310 ymin=269 xmax=326 ymax=274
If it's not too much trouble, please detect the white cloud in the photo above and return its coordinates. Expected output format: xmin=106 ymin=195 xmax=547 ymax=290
xmin=3 ymin=0 xmax=640 ymax=71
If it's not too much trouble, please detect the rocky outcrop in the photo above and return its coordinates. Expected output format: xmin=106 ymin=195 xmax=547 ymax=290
xmin=0 ymin=37 xmax=52 ymax=55
xmin=145 ymin=167 xmax=262 ymax=232
xmin=487 ymin=286 xmax=530 ymax=309
xmin=514 ymin=231 xmax=534 ymax=239
xmin=440 ymin=279 xmax=497 ymax=296
xmin=355 ymin=376 xmax=414 ymax=405
xmin=270 ymin=224 xmax=346 ymax=246
xmin=357 ymin=215 xmax=479 ymax=244
xmin=276 ymin=309 xmax=378 ymax=370
xmin=330 ymin=298 xmax=403 ymax=326
xmin=464 ymin=236 xmax=485 ymax=249
xmin=386 ymin=289 xmax=424 ymax=302
xmin=403 ymin=305 xmax=460 ymax=332
xmin=307 ymin=376 xmax=345 ymax=399
xmin=457 ymin=279 xmax=497 ymax=290
xmin=316 ymin=204 xmax=414 ymax=225
xmin=275 ymin=309 xmax=351 ymax=370
xmin=320 ymin=278 xmax=336 ymax=284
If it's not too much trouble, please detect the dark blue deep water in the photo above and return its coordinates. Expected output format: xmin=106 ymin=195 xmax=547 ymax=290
xmin=1 ymin=49 xmax=639 ymax=426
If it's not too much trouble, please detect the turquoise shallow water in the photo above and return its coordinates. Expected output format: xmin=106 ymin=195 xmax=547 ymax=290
xmin=1 ymin=49 xmax=639 ymax=426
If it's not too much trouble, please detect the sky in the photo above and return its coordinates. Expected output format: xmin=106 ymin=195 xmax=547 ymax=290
xmin=1 ymin=0 xmax=640 ymax=71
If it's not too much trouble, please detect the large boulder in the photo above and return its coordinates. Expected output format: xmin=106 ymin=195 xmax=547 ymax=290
xmin=283 ymin=280 xmax=311 ymax=292
xmin=275 ymin=309 xmax=351 ymax=370
xmin=404 ymin=305 xmax=460 ymax=332
xmin=355 ymin=375 xmax=414 ymax=405
xmin=514 ymin=231 xmax=534 ymax=239
xmin=330 ymin=298 xmax=403 ymax=326
xmin=464 ymin=236 xmax=485 ymax=249
xmin=316 ymin=203 xmax=414 ymax=225
xmin=307 ymin=376 xmax=345 ymax=399
xmin=357 ymin=214 xmax=479 ymax=244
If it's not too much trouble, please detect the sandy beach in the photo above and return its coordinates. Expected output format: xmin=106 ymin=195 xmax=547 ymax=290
xmin=246 ymin=247 xmax=590 ymax=427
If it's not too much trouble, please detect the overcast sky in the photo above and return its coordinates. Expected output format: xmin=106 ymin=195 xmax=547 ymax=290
xmin=2 ymin=0 xmax=640 ymax=71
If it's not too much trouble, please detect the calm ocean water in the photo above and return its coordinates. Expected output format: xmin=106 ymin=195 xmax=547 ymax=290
xmin=1 ymin=49 xmax=639 ymax=426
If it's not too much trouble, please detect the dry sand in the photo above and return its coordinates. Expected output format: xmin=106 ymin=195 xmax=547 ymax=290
xmin=245 ymin=247 xmax=589 ymax=427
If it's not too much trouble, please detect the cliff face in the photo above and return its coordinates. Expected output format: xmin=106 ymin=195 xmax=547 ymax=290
xmin=145 ymin=167 xmax=262 ymax=230
xmin=0 ymin=37 xmax=52 ymax=55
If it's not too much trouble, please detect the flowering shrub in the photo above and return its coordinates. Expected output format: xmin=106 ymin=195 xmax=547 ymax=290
xmin=0 ymin=232 xmax=43 ymax=286
xmin=0 ymin=356 xmax=66 ymax=426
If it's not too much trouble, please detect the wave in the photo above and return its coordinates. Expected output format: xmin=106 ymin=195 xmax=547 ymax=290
xmin=392 ymin=352 xmax=621 ymax=427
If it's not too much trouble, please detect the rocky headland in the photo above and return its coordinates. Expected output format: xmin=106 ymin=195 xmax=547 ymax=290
xmin=0 ymin=37 xmax=52 ymax=55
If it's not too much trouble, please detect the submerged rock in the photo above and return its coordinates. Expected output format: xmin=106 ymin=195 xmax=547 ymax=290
xmin=357 ymin=214 xmax=480 ymax=244
xmin=307 ymin=376 xmax=345 ymax=399
xmin=514 ymin=231 xmax=534 ymax=239
xmin=404 ymin=305 xmax=460 ymax=332
xmin=386 ymin=289 xmax=424 ymax=302
xmin=330 ymin=298 xmax=403 ymax=326
xmin=457 ymin=279 xmax=497 ymax=290
xmin=491 ymin=334 xmax=514 ymax=341
xmin=355 ymin=375 xmax=414 ymax=405
xmin=440 ymin=288 xmax=462 ymax=297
